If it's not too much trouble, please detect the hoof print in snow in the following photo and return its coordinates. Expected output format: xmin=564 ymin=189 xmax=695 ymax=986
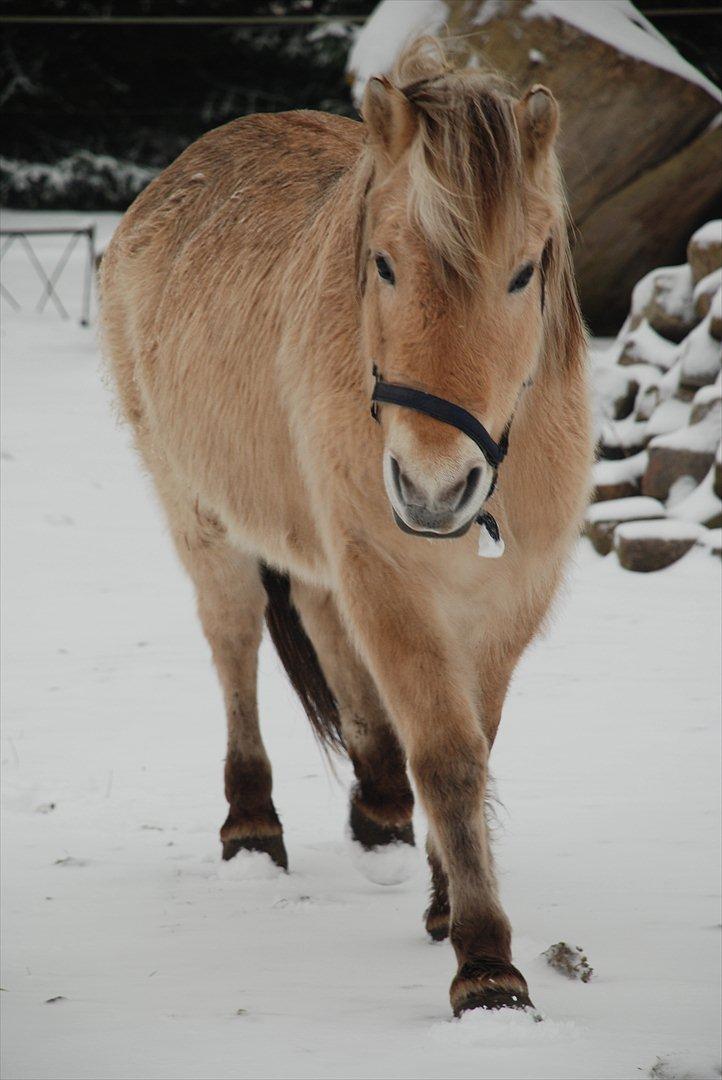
xmin=542 ymin=942 xmax=593 ymax=983
xmin=221 ymin=834 xmax=289 ymax=871
xmin=450 ymin=960 xmax=533 ymax=1016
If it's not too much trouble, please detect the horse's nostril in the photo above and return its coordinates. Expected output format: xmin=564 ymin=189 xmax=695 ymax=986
xmin=455 ymin=467 xmax=481 ymax=512
xmin=391 ymin=456 xmax=424 ymax=506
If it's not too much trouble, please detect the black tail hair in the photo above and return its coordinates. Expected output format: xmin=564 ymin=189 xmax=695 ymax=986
xmin=259 ymin=563 xmax=345 ymax=754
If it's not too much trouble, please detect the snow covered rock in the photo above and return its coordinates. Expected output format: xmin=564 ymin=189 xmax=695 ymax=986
xmin=614 ymin=519 xmax=703 ymax=572
xmin=642 ymin=410 xmax=720 ymax=501
xmin=693 ymin=268 xmax=722 ymax=321
xmin=646 ymin=264 xmax=697 ymax=342
xmin=645 ymin=397 xmax=693 ymax=439
xmin=598 ymin=416 xmax=649 ymax=461
xmin=585 ymin=496 xmax=665 ymax=556
xmin=668 ymin=466 xmax=722 ymax=529
xmin=709 ymin=287 xmax=722 ymax=343
xmin=619 ymin=320 xmax=678 ymax=372
xmin=348 ymin=1 xmax=722 ymax=333
xmin=593 ymin=451 xmax=648 ymax=503
xmin=690 ymin=380 xmax=722 ymax=425
xmin=678 ymin=313 xmax=722 ymax=390
xmin=687 ymin=220 xmax=722 ymax=286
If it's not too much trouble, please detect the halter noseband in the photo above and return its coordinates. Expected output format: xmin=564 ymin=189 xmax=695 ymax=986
xmin=369 ymin=259 xmax=546 ymax=552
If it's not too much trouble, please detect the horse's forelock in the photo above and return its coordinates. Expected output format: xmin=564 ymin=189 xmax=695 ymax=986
xmin=384 ymin=39 xmax=527 ymax=289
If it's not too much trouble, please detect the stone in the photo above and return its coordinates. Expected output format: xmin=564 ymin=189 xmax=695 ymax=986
xmin=687 ymin=220 xmax=722 ymax=285
xmin=614 ymin=520 xmax=702 ymax=572
xmin=593 ymin=451 xmax=648 ymax=502
xmin=693 ymin=268 xmax=722 ymax=321
xmin=585 ymin=496 xmax=665 ymax=555
xmin=642 ymin=413 xmax=719 ymax=500
xmin=678 ymin=315 xmax=722 ymax=390
xmin=646 ymin=264 xmax=697 ymax=342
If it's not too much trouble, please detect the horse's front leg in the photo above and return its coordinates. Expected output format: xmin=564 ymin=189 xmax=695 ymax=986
xmin=335 ymin=542 xmax=532 ymax=1015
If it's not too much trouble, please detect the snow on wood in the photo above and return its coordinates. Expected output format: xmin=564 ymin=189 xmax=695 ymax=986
xmin=586 ymin=496 xmax=665 ymax=526
xmin=522 ymin=0 xmax=721 ymax=101
xmin=615 ymin=519 xmax=704 ymax=543
xmin=347 ymin=0 xmax=447 ymax=101
xmin=645 ymin=397 xmax=692 ymax=439
xmin=619 ymin=319 xmax=678 ymax=371
xmin=649 ymin=406 xmax=720 ymax=454
xmin=668 ymin=466 xmax=722 ymax=528
xmin=594 ymin=450 xmax=648 ymax=486
xmin=678 ymin=313 xmax=722 ymax=388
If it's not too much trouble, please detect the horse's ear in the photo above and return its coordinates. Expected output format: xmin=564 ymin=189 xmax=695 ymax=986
xmin=514 ymin=85 xmax=559 ymax=165
xmin=362 ymin=76 xmax=417 ymax=169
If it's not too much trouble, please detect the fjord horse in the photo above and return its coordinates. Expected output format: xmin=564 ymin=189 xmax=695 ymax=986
xmin=101 ymin=41 xmax=593 ymax=1015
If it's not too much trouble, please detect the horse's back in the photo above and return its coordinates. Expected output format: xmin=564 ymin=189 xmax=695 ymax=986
xmin=101 ymin=110 xmax=362 ymax=427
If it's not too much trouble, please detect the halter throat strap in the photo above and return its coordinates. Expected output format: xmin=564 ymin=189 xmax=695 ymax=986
xmin=370 ymin=367 xmax=509 ymax=470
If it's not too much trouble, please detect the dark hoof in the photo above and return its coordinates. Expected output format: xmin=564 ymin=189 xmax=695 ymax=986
xmin=450 ymin=958 xmax=533 ymax=1017
xmin=424 ymin=904 xmax=450 ymax=942
xmin=221 ymin=833 xmax=288 ymax=870
xmin=349 ymin=799 xmax=414 ymax=851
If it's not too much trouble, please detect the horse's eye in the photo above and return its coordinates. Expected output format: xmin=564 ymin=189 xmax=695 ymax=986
xmin=509 ymin=263 xmax=534 ymax=293
xmin=375 ymin=254 xmax=395 ymax=286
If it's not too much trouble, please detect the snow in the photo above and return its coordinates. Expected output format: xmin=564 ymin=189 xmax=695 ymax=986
xmin=2 ymin=214 xmax=721 ymax=1079
xmin=691 ymin=220 xmax=722 ymax=250
xmin=645 ymin=397 xmax=692 ymax=439
xmin=348 ymin=0 xmax=721 ymax=103
xmin=523 ymin=1 xmax=722 ymax=102
xmin=585 ymin=496 xmax=664 ymax=525
xmin=620 ymin=320 xmax=678 ymax=371
xmin=593 ymin=449 xmax=648 ymax=486
xmin=678 ymin=314 xmax=722 ymax=387
xmin=650 ymin=407 xmax=720 ymax=454
xmin=347 ymin=0 xmax=447 ymax=102
xmin=693 ymin=268 xmax=722 ymax=308
xmin=649 ymin=264 xmax=695 ymax=325
xmin=668 ymin=467 xmax=722 ymax=527
xmin=614 ymin=519 xmax=705 ymax=544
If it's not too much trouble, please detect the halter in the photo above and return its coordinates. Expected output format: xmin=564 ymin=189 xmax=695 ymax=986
xmin=369 ymin=260 xmax=546 ymax=552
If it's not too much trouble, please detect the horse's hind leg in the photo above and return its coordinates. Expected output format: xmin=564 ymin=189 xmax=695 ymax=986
xmin=291 ymin=581 xmax=414 ymax=849
xmin=172 ymin=513 xmax=287 ymax=868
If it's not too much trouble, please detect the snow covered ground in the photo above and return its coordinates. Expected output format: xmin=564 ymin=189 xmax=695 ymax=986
xmin=2 ymin=213 xmax=721 ymax=1080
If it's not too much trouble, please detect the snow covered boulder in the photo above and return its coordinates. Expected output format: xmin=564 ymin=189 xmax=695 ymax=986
xmin=598 ymin=417 xmax=649 ymax=461
xmin=646 ymin=264 xmax=697 ymax=343
xmin=694 ymin=269 xmax=722 ymax=322
xmin=668 ymin=466 xmax=722 ymax=529
xmin=690 ymin=381 xmax=722 ymax=425
xmin=348 ymin=0 xmax=722 ymax=333
xmin=642 ymin=410 xmax=720 ymax=501
xmin=618 ymin=321 xmax=677 ymax=372
xmin=678 ymin=313 xmax=722 ymax=390
xmin=593 ymin=451 xmax=648 ymax=503
xmin=709 ymin=288 xmax=722 ymax=343
xmin=687 ymin=220 xmax=722 ymax=286
xmin=585 ymin=496 xmax=665 ymax=555
xmin=614 ymin=519 xmax=703 ymax=572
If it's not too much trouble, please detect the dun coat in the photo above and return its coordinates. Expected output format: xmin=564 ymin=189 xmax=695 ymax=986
xmin=101 ymin=39 xmax=593 ymax=1016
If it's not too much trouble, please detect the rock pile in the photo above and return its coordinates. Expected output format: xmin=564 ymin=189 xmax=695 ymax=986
xmin=589 ymin=221 xmax=721 ymax=572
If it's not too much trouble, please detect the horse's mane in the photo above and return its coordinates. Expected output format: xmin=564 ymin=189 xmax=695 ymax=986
xmin=358 ymin=37 xmax=585 ymax=369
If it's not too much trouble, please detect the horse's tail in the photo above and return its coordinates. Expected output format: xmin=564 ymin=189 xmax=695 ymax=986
xmin=259 ymin=563 xmax=345 ymax=755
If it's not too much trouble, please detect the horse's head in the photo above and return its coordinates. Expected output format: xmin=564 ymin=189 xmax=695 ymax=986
xmin=358 ymin=42 xmax=577 ymax=538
